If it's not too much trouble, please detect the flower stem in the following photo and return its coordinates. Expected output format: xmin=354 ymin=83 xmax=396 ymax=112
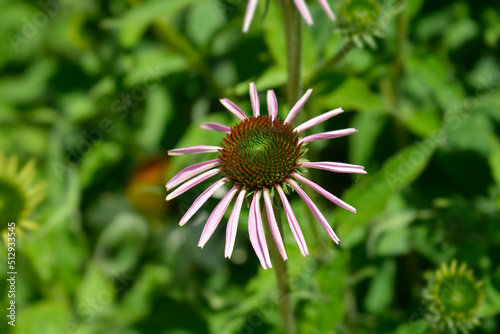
xmin=262 ymin=200 xmax=296 ymax=334
xmin=278 ymin=0 xmax=302 ymax=110
xmin=306 ymin=40 xmax=355 ymax=84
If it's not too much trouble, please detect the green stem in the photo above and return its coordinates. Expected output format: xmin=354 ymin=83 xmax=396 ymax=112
xmin=262 ymin=199 xmax=296 ymax=334
xmin=306 ymin=40 xmax=355 ymax=84
xmin=278 ymin=0 xmax=303 ymax=111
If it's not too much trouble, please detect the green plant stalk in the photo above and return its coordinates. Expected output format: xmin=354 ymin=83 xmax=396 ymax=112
xmin=262 ymin=200 xmax=296 ymax=334
xmin=306 ymin=40 xmax=355 ymax=84
xmin=278 ymin=0 xmax=303 ymax=111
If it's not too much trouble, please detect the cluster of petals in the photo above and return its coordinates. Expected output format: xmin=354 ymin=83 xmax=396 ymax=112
xmin=166 ymin=83 xmax=365 ymax=269
xmin=243 ymin=0 xmax=336 ymax=32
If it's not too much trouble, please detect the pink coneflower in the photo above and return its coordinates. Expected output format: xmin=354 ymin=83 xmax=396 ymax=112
xmin=243 ymin=0 xmax=336 ymax=32
xmin=166 ymin=83 xmax=365 ymax=269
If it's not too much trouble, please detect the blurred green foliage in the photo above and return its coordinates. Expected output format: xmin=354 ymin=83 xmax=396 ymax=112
xmin=0 ymin=0 xmax=499 ymax=333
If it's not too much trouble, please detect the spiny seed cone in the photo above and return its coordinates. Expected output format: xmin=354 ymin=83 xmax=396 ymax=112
xmin=341 ymin=0 xmax=380 ymax=28
xmin=218 ymin=116 xmax=303 ymax=189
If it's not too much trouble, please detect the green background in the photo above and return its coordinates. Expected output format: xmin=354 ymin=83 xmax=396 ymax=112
xmin=0 ymin=0 xmax=499 ymax=333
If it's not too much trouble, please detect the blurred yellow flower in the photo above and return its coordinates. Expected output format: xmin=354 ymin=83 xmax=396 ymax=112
xmin=0 ymin=152 xmax=46 ymax=243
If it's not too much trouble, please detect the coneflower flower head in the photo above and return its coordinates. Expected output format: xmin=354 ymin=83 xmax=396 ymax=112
xmin=0 ymin=152 xmax=46 ymax=243
xmin=336 ymin=0 xmax=385 ymax=48
xmin=166 ymin=83 xmax=365 ymax=269
xmin=423 ymin=260 xmax=484 ymax=334
xmin=243 ymin=0 xmax=336 ymax=32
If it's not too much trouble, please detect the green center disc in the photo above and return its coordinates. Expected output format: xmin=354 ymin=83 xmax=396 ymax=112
xmin=219 ymin=116 xmax=302 ymax=189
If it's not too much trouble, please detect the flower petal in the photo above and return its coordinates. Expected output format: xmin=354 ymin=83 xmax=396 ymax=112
xmin=287 ymin=178 xmax=340 ymax=244
xmin=167 ymin=159 xmax=220 ymax=191
xmin=276 ymin=184 xmax=308 ymax=256
xmin=220 ymin=98 xmax=247 ymax=121
xmin=249 ymin=190 xmax=272 ymax=269
xmin=299 ymin=161 xmax=367 ymax=174
xmin=317 ymin=0 xmax=335 ymax=21
xmin=292 ymin=172 xmax=356 ymax=213
xmin=198 ymin=186 xmax=239 ymax=248
xmin=243 ymin=0 xmax=259 ymax=32
xmin=225 ymin=188 xmax=247 ymax=258
xmin=200 ymin=122 xmax=231 ymax=134
xmin=294 ymin=108 xmax=343 ymax=133
xmin=168 ymin=145 xmax=221 ymax=156
xmin=267 ymin=90 xmax=278 ymax=120
xmin=249 ymin=82 xmax=260 ymax=117
xmin=300 ymin=161 xmax=364 ymax=169
xmin=263 ymin=187 xmax=287 ymax=260
xmin=179 ymin=178 xmax=227 ymax=226
xmin=294 ymin=0 xmax=313 ymax=25
xmin=284 ymin=89 xmax=313 ymax=124
xmin=299 ymin=128 xmax=358 ymax=144
xmin=166 ymin=168 xmax=220 ymax=201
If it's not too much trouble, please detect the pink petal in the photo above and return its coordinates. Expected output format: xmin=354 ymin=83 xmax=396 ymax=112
xmin=294 ymin=0 xmax=313 ymax=25
xmin=284 ymin=89 xmax=313 ymax=124
xmin=166 ymin=168 xmax=220 ymax=201
xmin=249 ymin=82 xmax=260 ymax=117
xmin=317 ymin=0 xmax=335 ymax=21
xmin=220 ymin=98 xmax=247 ymax=121
xmin=263 ymin=188 xmax=287 ymax=260
xmin=294 ymin=108 xmax=343 ymax=133
xmin=249 ymin=190 xmax=272 ymax=269
xmin=225 ymin=188 xmax=247 ymax=258
xmin=300 ymin=161 xmax=365 ymax=169
xmin=287 ymin=178 xmax=340 ymax=244
xmin=299 ymin=161 xmax=367 ymax=174
xmin=179 ymin=178 xmax=227 ymax=226
xmin=292 ymin=172 xmax=356 ymax=213
xmin=198 ymin=186 xmax=239 ymax=248
xmin=243 ymin=0 xmax=259 ymax=32
xmin=200 ymin=122 xmax=231 ymax=134
xmin=299 ymin=128 xmax=358 ymax=144
xmin=267 ymin=90 xmax=278 ymax=120
xmin=168 ymin=145 xmax=221 ymax=156
xmin=166 ymin=159 xmax=220 ymax=191
xmin=276 ymin=184 xmax=308 ymax=256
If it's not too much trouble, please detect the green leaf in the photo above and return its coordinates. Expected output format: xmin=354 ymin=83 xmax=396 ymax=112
xmin=406 ymin=54 xmax=465 ymax=111
xmin=95 ymin=212 xmax=149 ymax=274
xmin=186 ymin=1 xmax=225 ymax=48
xmin=79 ymin=142 xmax=123 ymax=188
xmin=263 ymin=0 xmax=286 ymax=67
xmin=367 ymin=210 xmax=417 ymax=258
xmin=478 ymin=277 xmax=500 ymax=317
xmin=75 ymin=262 xmax=117 ymax=316
xmin=446 ymin=110 xmax=493 ymax=157
xmin=298 ymin=251 xmax=348 ymax=332
xmin=316 ymin=77 xmax=386 ymax=112
xmin=444 ymin=18 xmax=479 ymax=50
xmin=489 ymin=137 xmax=500 ymax=187
xmin=136 ymin=87 xmax=173 ymax=150
xmin=0 ymin=59 xmax=56 ymax=105
xmin=119 ymin=265 xmax=172 ymax=321
xmin=15 ymin=300 xmax=72 ymax=334
xmin=349 ymin=112 xmax=386 ymax=167
xmin=119 ymin=0 xmax=207 ymax=48
xmin=363 ymin=259 xmax=396 ymax=314
xmin=334 ymin=141 xmax=435 ymax=248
